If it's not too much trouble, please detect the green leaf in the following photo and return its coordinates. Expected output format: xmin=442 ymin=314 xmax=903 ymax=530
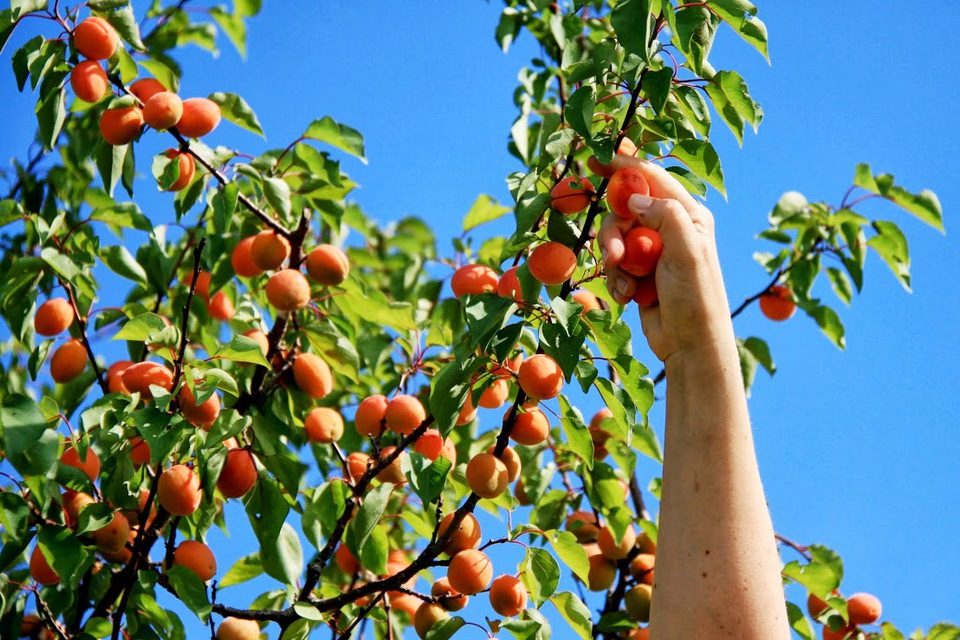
xmin=548 ymin=530 xmax=590 ymax=586
xmin=825 ymin=267 xmax=853 ymax=305
xmin=643 ymin=67 xmax=674 ymax=115
xmin=165 ymin=565 xmax=211 ymax=620
xmin=550 ymin=591 xmax=592 ymax=640
xmin=853 ymin=163 xmax=944 ymax=232
xmin=672 ymin=139 xmax=725 ymax=197
xmin=611 ymin=0 xmax=655 ymax=63
xmin=95 ymin=140 xmax=128 ymax=197
xmin=565 ymin=85 xmax=595 ymax=140
xmin=868 ymin=220 xmax=911 ymax=291
xmin=809 ymin=304 xmax=846 ymax=350
xmin=209 ymin=91 xmax=264 ymax=137
xmin=557 ymin=395 xmax=594 ymax=470
xmin=346 ymin=481 xmax=393 ymax=558
xmin=262 ymin=176 xmax=292 ymax=219
xmin=36 ymin=85 xmax=66 ymax=149
xmin=38 ymin=525 xmax=93 ymax=586
xmin=100 ymin=245 xmax=148 ymax=285
xmin=782 ymin=545 xmax=843 ymax=597
xmin=334 ymin=278 xmax=417 ymax=333
xmin=358 ymin=524 xmax=388 ymax=576
xmin=138 ymin=59 xmax=179 ymax=93
xmin=212 ymin=336 xmax=270 ymax=367
xmin=40 ymin=247 xmax=80 ymax=280
xmin=261 ymin=522 xmax=303 ymax=586
xmin=521 ymin=546 xmax=560 ymax=607
xmin=709 ymin=0 xmax=769 ymax=61
xmin=425 ymin=618 xmax=466 ymax=640
xmin=113 ymin=312 xmax=170 ymax=342
xmin=210 ymin=7 xmax=247 ymax=57
xmin=0 ymin=394 xmax=59 ymax=476
xmin=90 ymin=202 xmax=152 ymax=232
xmin=786 ymin=601 xmax=815 ymax=640
xmin=408 ymin=455 xmax=452 ymax=506
xmin=463 ymin=194 xmax=511 ymax=232
xmin=303 ymin=116 xmax=367 ymax=163
xmin=101 ymin=5 xmax=144 ymax=49
xmin=219 ymin=552 xmax=262 ymax=588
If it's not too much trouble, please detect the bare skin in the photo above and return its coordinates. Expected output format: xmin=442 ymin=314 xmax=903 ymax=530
xmin=598 ymin=156 xmax=790 ymax=639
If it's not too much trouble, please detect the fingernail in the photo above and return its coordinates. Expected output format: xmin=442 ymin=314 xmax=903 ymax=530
xmin=629 ymin=194 xmax=653 ymax=212
xmin=616 ymin=278 xmax=629 ymax=295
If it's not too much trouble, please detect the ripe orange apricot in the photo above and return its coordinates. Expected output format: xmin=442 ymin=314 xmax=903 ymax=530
xmin=335 ymin=544 xmax=359 ymax=574
xmin=216 ymin=617 xmax=260 ymax=640
xmin=630 ymin=553 xmax=656 ymax=585
xmin=62 ymin=490 xmax=95 ymax=527
xmin=587 ymin=551 xmax=616 ymax=591
xmin=414 ymin=428 xmax=444 ymax=459
xmin=385 ymin=394 xmax=426 ymax=435
xmin=73 ymin=17 xmax=117 ymax=60
xmin=447 ymin=549 xmax=493 ymax=595
xmin=304 ymin=407 xmax=344 ymax=443
xmin=242 ymin=329 xmax=269 ymax=356
xmin=208 ymin=291 xmax=234 ymax=321
xmin=387 ymin=591 xmax=420 ymax=616
xmin=807 ymin=591 xmax=835 ymax=618
xmin=50 ymin=338 xmax=88 ymax=383
xmin=414 ymin=602 xmax=449 ymax=639
xmin=517 ymin=353 xmax=563 ymax=400
xmin=607 ymin=166 xmax=651 ymax=218
xmin=439 ymin=436 xmax=457 ymax=465
xmin=510 ymin=406 xmax=549 ymax=446
xmin=99 ymin=106 xmax=143 ymax=145
xmin=130 ymin=78 xmax=166 ymax=103
xmin=250 ymin=231 xmax=290 ymax=271
xmin=143 ymin=92 xmax=183 ymax=130
xmin=34 ymin=298 xmax=74 ymax=336
xmin=550 ymin=176 xmax=594 ymax=215
xmin=20 ymin=613 xmax=41 ymax=636
xmin=760 ymin=284 xmax=796 ymax=321
xmin=478 ymin=377 xmax=509 ymax=409
xmin=305 ymin=244 xmax=350 ymax=285
xmin=620 ymin=227 xmax=663 ymax=277
xmin=489 ymin=574 xmax=528 ymax=616
xmin=528 ymin=242 xmax=577 ymax=286
xmin=266 ymin=269 xmax=311 ymax=311
xmin=572 ymin=289 xmax=601 ymax=312
xmin=122 ymin=361 xmax=174 ymax=398
xmin=178 ymin=385 xmax=221 ymax=429
xmin=162 ymin=149 xmax=195 ymax=191
xmin=637 ymin=531 xmax=657 ymax=555
xmin=217 ymin=448 xmax=258 ymax=498
xmin=92 ymin=511 xmax=130 ymax=553
xmin=598 ymin=524 xmax=636 ymax=560
xmin=822 ymin=624 xmax=856 ymax=640
xmin=847 ymin=592 xmax=882 ymax=625
xmin=30 ymin=546 xmax=59 ymax=585
xmin=589 ymin=408 xmax=612 ymax=457
xmin=565 ymin=510 xmax=600 ymax=543
xmin=497 ymin=265 xmax=524 ymax=302
xmin=457 ymin=393 xmax=477 ymax=425
xmin=632 ymin=274 xmax=659 ymax=308
xmin=587 ymin=137 xmax=639 ymax=178
xmin=438 ymin=512 xmax=481 ymax=555
xmin=177 ymin=97 xmax=221 ymax=138
xmin=129 ymin=436 xmax=151 ymax=467
xmin=101 ymin=528 xmax=135 ymax=563
xmin=376 ymin=446 xmax=408 ymax=485
xmin=451 ymin=264 xmax=498 ymax=297
xmin=514 ymin=479 xmax=530 ymax=505
xmin=432 ymin=576 xmax=468 ymax=611
xmin=292 ymin=352 xmax=333 ymax=399
xmin=625 ymin=584 xmax=652 ymax=621
xmin=489 ymin=445 xmax=520 ymax=482
xmin=465 ymin=452 xmax=509 ymax=499
xmin=107 ymin=360 xmax=132 ymax=394
xmin=70 ymin=60 xmax=109 ymax=103
xmin=625 ymin=628 xmax=651 ymax=640
xmin=346 ymin=452 xmax=370 ymax=484
xmin=61 ymin=444 xmax=100 ymax=481
xmin=157 ymin=464 xmax=202 ymax=516
xmin=355 ymin=394 xmax=388 ymax=437
xmin=173 ymin=540 xmax=216 ymax=581
xmin=231 ymin=236 xmax=264 ymax=278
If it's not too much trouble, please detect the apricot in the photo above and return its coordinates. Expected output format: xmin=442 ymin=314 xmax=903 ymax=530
xmin=334 ymin=544 xmax=359 ymax=574
xmin=173 ymin=540 xmax=216 ymax=581
xmin=231 ymin=236 xmax=264 ymax=278
xmin=124 ymin=488 xmax=155 ymax=529
xmin=465 ymin=452 xmax=509 ymax=499
xmin=598 ymin=524 xmax=636 ymax=560
xmin=73 ymin=17 xmax=117 ymax=60
xmin=572 ymin=289 xmax=601 ymax=313
xmin=528 ymin=242 xmax=576 ymax=286
xmin=306 ymin=244 xmax=350 ymax=285
xmin=184 ymin=270 xmax=211 ymax=300
xmin=177 ymin=385 xmax=221 ymax=429
xmin=376 ymin=446 xmax=407 ymax=485
xmin=102 ymin=528 xmax=135 ymax=563
xmin=355 ymin=394 xmax=388 ymax=437
xmin=62 ymin=490 xmax=95 ymax=527
xmin=20 ymin=613 xmax=41 ymax=636
xmin=497 ymin=265 xmax=523 ymax=302
xmin=107 ymin=360 xmax=132 ymax=393
xmin=30 ymin=546 xmax=59 ymax=585
xmin=587 ymin=552 xmax=616 ymax=591
xmin=517 ymin=353 xmax=563 ymax=400
xmin=130 ymin=78 xmax=166 ymax=103
xmin=629 ymin=553 xmax=655 ymax=585
xmin=50 ymin=338 xmax=88 ymax=383
xmin=304 ymin=407 xmax=344 ymax=443
xmin=177 ymin=97 xmax=221 ymax=138
xmin=385 ymin=394 xmax=426 ymax=435
xmin=822 ymin=624 xmax=856 ymax=640
xmin=218 ymin=448 xmax=257 ymax=498
xmin=157 ymin=464 xmax=202 ymax=516
xmin=414 ymin=428 xmax=444 ymax=459
xmin=510 ymin=406 xmax=549 ymax=446
xmin=208 ymin=291 xmax=234 ymax=321
xmin=479 ymin=377 xmax=510 ymax=409
xmin=99 ymin=106 xmax=143 ymax=145
xmin=587 ymin=137 xmax=639 ymax=178
xmin=624 ymin=627 xmax=650 ymax=640
xmin=488 ymin=445 xmax=520 ymax=482
xmin=346 ymin=452 xmax=370 ymax=484
xmin=489 ymin=574 xmax=527 ymax=617
xmin=760 ymin=284 xmax=796 ymax=321
xmin=250 ymin=231 xmax=290 ymax=271
xmin=292 ymin=353 xmax=333 ymax=399
xmin=266 ymin=269 xmax=311 ymax=311
xmin=122 ymin=362 xmax=174 ymax=398
xmin=142 ymin=91 xmax=183 ymax=130
xmin=514 ymin=480 xmax=530 ymax=505
xmin=847 ymin=592 xmax=882 ymax=625
xmin=607 ymin=166 xmax=651 ymax=218
xmin=216 ymin=617 xmax=260 ymax=640
xmin=625 ymin=584 xmax=652 ymax=622
xmin=242 ymin=329 xmax=270 ymax=356
xmin=620 ymin=227 xmax=663 ymax=277
xmin=457 ymin=393 xmax=478 ymax=425
xmin=807 ymin=591 xmax=833 ymax=618
xmin=565 ymin=510 xmax=600 ymax=543
xmin=451 ymin=264 xmax=498 ymax=297
xmin=61 ymin=444 xmax=100 ymax=481
xmin=447 ymin=548 xmax=493 ymax=595
xmin=162 ymin=149 xmax=195 ymax=192
xmin=414 ymin=602 xmax=449 ymax=639
xmin=432 ymin=576 xmax=468 ymax=611
xmin=637 ymin=531 xmax=657 ymax=555
xmin=34 ymin=298 xmax=74 ymax=336
xmin=437 ymin=512 xmax=481 ymax=555
xmin=631 ymin=274 xmax=659 ymax=308
xmin=550 ymin=176 xmax=594 ymax=215
xmin=440 ymin=436 xmax=458 ymax=465
xmin=70 ymin=60 xmax=109 ymax=103
xmin=388 ymin=591 xmax=420 ymax=617
xmin=92 ymin=511 xmax=130 ymax=553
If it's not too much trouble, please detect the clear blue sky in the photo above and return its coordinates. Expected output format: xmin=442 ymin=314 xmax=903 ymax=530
xmin=1 ymin=2 xmax=958 ymax=638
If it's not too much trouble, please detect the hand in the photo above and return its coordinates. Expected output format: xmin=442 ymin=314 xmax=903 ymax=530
xmin=597 ymin=156 xmax=735 ymax=364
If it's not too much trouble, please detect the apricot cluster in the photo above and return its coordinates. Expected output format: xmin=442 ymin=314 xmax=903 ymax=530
xmin=808 ymin=591 xmax=883 ymax=639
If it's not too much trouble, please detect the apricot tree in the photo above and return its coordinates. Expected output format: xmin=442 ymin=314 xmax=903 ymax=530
xmin=0 ymin=1 xmax=952 ymax=640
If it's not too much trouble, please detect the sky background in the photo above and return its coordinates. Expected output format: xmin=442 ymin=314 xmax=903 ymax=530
xmin=1 ymin=1 xmax=959 ymax=638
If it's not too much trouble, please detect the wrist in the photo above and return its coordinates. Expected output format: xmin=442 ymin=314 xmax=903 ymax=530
xmin=664 ymin=332 xmax=740 ymax=382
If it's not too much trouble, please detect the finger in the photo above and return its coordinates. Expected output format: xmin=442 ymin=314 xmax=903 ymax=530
xmin=604 ymin=264 xmax=636 ymax=305
xmin=605 ymin=156 xmax=702 ymax=214
xmin=598 ymin=216 xmax=625 ymax=267
xmin=626 ymin=196 xmax=698 ymax=245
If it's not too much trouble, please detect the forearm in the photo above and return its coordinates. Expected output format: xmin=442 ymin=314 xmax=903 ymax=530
xmin=649 ymin=338 xmax=789 ymax=639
